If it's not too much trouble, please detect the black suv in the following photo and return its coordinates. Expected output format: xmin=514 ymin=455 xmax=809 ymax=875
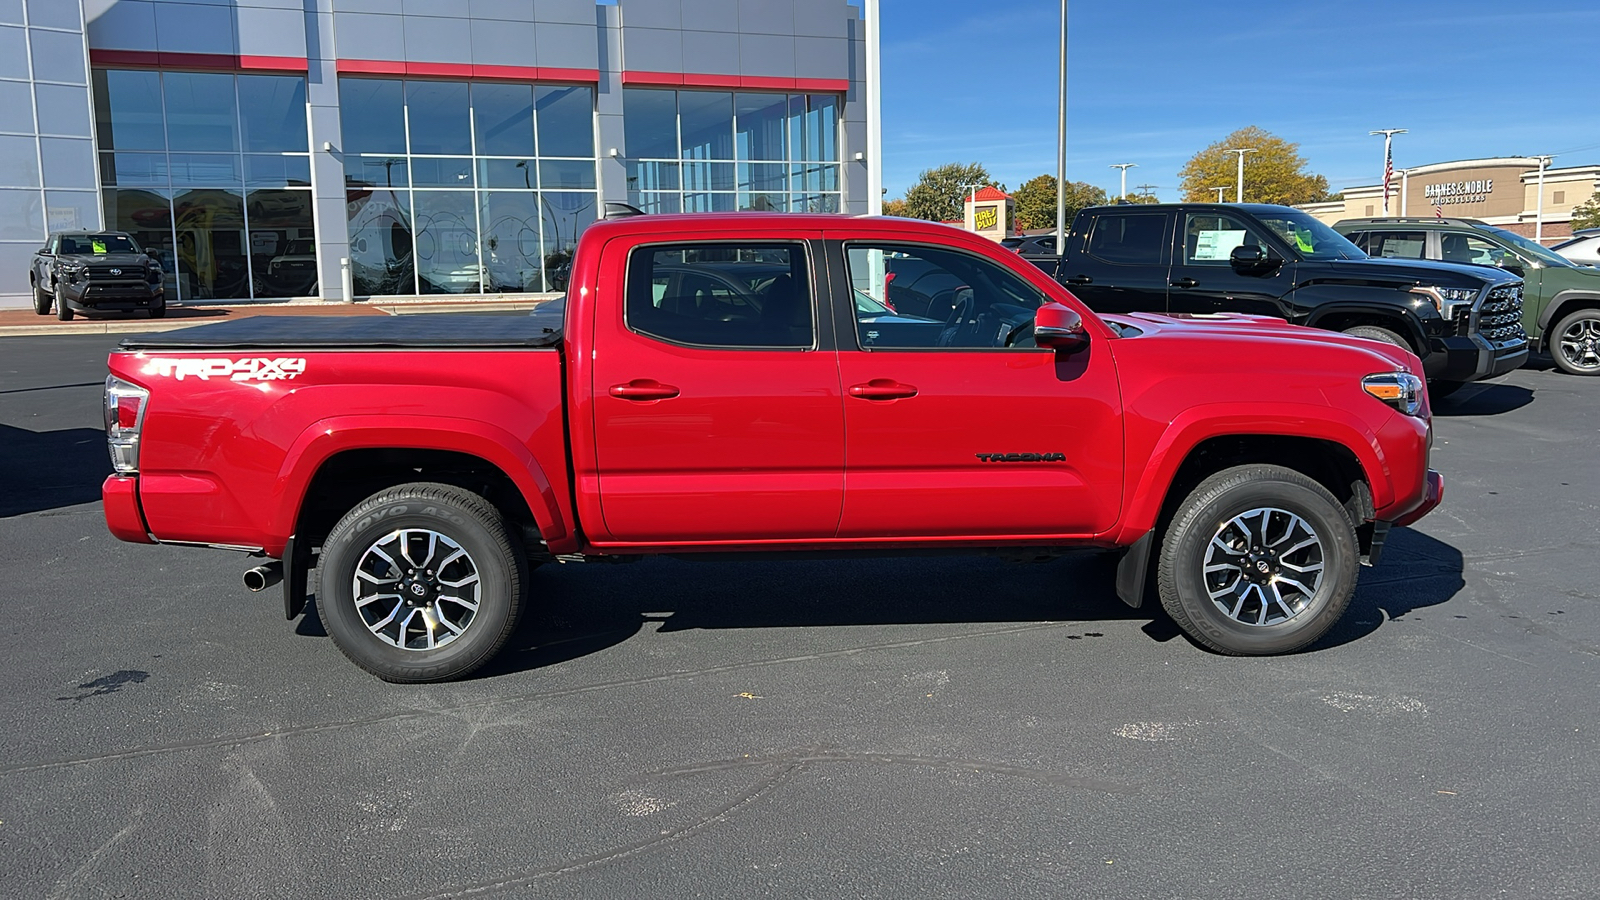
xmin=1047 ymin=203 xmax=1528 ymax=392
xmin=30 ymin=231 xmax=166 ymax=321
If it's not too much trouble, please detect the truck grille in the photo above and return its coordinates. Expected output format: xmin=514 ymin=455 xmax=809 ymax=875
xmin=1477 ymin=284 xmax=1526 ymax=345
xmin=87 ymin=264 xmax=148 ymax=281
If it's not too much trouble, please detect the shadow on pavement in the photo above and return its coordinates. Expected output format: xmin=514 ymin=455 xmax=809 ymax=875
xmin=1310 ymin=526 xmax=1465 ymax=651
xmin=1433 ymin=382 xmax=1534 ymax=417
xmin=0 ymin=423 xmax=109 ymax=517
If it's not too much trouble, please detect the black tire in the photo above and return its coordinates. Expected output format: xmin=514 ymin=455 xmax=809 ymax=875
xmin=1427 ymin=380 xmax=1467 ymax=400
xmin=1156 ymin=465 xmax=1359 ymax=656
xmin=1550 ymin=308 xmax=1600 ymax=376
xmin=148 ymin=296 xmax=166 ymax=319
xmin=316 ymin=482 xmax=527 ymax=683
xmin=55 ymin=289 xmax=72 ymax=321
xmin=1341 ymin=324 xmax=1409 ymax=350
xmin=32 ymin=281 xmax=51 ymax=315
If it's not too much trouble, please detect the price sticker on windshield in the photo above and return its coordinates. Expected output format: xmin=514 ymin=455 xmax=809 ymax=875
xmin=92 ymin=239 xmax=107 ymax=253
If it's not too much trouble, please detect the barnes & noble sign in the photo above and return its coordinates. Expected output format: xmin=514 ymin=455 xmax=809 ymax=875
xmin=1424 ymin=178 xmax=1494 ymax=206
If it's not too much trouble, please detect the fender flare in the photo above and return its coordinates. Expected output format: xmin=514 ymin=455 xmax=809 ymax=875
xmin=268 ymin=414 xmax=570 ymax=556
xmin=1537 ymin=291 xmax=1600 ymax=337
xmin=1300 ymin=296 xmax=1430 ymax=352
xmin=1110 ymin=402 xmax=1390 ymax=545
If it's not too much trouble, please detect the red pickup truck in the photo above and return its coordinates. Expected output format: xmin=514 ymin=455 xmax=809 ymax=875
xmin=101 ymin=212 xmax=1442 ymax=682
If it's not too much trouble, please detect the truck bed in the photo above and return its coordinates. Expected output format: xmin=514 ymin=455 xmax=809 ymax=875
xmin=118 ymin=309 xmax=564 ymax=351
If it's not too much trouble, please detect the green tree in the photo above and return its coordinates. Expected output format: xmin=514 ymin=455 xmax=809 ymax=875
xmin=1110 ymin=193 xmax=1159 ymax=205
xmin=882 ymin=197 xmax=909 ymax=218
xmin=903 ymin=162 xmax=999 ymax=222
xmin=1571 ymin=192 xmax=1600 ymax=230
xmin=1177 ymin=126 xmax=1331 ymax=205
xmin=1011 ymin=175 xmax=1109 ymax=230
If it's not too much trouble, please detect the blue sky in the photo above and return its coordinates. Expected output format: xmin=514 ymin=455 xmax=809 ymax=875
xmin=876 ymin=0 xmax=1600 ymax=201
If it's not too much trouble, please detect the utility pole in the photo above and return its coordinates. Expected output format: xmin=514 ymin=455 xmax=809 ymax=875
xmin=1135 ymin=183 xmax=1158 ymax=201
xmin=1109 ymin=162 xmax=1136 ymax=201
xmin=1535 ymin=155 xmax=1554 ymax=243
xmin=1370 ymin=128 xmax=1406 ymax=215
xmin=1054 ymin=0 xmax=1068 ymax=256
xmin=1226 ymin=148 xmax=1256 ymax=203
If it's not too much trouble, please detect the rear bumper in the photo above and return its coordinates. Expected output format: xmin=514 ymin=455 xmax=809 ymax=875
xmin=102 ymin=475 xmax=154 ymax=543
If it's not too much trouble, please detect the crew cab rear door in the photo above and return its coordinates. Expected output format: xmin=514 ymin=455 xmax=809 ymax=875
xmin=587 ymin=235 xmax=845 ymax=543
xmin=827 ymin=234 xmax=1124 ymax=538
xmin=1167 ymin=209 xmax=1297 ymax=317
xmin=1056 ymin=208 xmax=1173 ymax=314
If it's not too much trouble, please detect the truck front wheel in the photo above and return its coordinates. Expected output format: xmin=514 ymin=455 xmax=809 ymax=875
xmin=1156 ymin=465 xmax=1358 ymax=655
xmin=32 ymin=281 xmax=50 ymax=315
xmin=317 ymin=482 xmax=527 ymax=682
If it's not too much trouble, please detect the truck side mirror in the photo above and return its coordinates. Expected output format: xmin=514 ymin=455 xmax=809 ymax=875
xmin=1229 ymin=244 xmax=1275 ymax=273
xmin=1034 ymin=302 xmax=1089 ymax=353
xmin=1495 ymin=255 xmax=1525 ymax=276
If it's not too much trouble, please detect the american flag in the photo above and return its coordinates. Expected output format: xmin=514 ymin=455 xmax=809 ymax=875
xmin=1382 ymin=145 xmax=1394 ymax=209
xmin=1435 ymin=204 xmax=1443 ymax=219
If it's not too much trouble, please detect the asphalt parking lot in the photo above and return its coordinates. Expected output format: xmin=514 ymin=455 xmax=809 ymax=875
xmin=2 ymin=333 xmax=1597 ymax=899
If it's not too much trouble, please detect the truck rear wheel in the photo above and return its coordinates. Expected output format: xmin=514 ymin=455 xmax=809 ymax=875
xmin=317 ymin=482 xmax=527 ymax=682
xmin=1156 ymin=465 xmax=1358 ymax=656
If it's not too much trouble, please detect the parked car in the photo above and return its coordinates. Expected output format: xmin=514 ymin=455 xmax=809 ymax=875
xmin=1000 ymin=234 xmax=1062 ymax=258
xmin=103 ymin=211 xmax=1440 ymax=682
xmin=30 ymin=230 xmax=166 ymax=321
xmin=1048 ymin=203 xmax=1527 ymax=395
xmin=1337 ymin=217 xmax=1600 ymax=375
xmin=1552 ymin=228 xmax=1600 ymax=267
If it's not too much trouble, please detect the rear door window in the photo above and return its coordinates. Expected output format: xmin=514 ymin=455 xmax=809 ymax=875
xmin=1369 ymin=231 xmax=1426 ymax=260
xmin=624 ymin=243 xmax=813 ymax=348
xmin=1084 ymin=212 xmax=1168 ymax=265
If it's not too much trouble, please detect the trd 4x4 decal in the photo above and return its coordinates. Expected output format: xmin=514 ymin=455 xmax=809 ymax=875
xmin=142 ymin=357 xmax=307 ymax=382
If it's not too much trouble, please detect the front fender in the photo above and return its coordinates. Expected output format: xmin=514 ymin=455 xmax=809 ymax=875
xmin=1298 ymin=289 xmax=1435 ymax=347
xmin=1537 ymin=291 xmax=1600 ymax=335
xmin=269 ymin=414 xmax=572 ymax=556
xmin=1108 ymin=401 xmax=1394 ymax=544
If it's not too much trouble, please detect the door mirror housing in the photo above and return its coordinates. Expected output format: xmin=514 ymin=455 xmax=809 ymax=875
xmin=1034 ymin=302 xmax=1090 ymax=353
xmin=1229 ymin=244 xmax=1277 ymax=273
xmin=1495 ymin=255 xmax=1525 ymax=276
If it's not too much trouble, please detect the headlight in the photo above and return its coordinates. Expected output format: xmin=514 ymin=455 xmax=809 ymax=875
xmin=1411 ymin=285 xmax=1477 ymax=318
xmin=1363 ymin=372 xmax=1425 ymax=417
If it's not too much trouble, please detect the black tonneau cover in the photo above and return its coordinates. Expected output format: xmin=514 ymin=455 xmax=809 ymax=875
xmin=118 ymin=308 xmax=564 ymax=351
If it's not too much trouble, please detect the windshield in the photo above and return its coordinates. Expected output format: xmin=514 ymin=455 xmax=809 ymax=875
xmin=1254 ymin=211 xmax=1366 ymax=260
xmin=1479 ymin=225 xmax=1576 ymax=268
xmin=58 ymin=234 xmax=139 ymax=255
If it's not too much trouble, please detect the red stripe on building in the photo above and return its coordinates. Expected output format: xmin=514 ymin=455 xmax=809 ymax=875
xmin=89 ymin=49 xmax=307 ymax=72
xmin=622 ymin=71 xmax=848 ymax=92
xmin=335 ymin=60 xmax=599 ymax=82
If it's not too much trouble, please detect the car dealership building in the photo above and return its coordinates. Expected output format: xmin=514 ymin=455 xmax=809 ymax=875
xmin=0 ymin=0 xmax=877 ymax=308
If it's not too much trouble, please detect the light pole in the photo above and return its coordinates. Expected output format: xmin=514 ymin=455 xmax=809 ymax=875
xmin=1534 ymin=155 xmax=1554 ymax=243
xmin=1226 ymin=148 xmax=1255 ymax=203
xmin=865 ymin=0 xmax=882 ymax=216
xmin=1109 ymin=162 xmax=1136 ymax=201
xmin=1370 ymin=128 xmax=1406 ymax=215
xmin=1054 ymin=0 xmax=1067 ymax=256
xmin=1213 ymin=186 xmax=1228 ymax=203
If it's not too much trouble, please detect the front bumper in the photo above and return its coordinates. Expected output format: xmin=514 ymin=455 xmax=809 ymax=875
xmin=103 ymin=475 xmax=154 ymax=543
xmin=62 ymin=280 xmax=164 ymax=310
xmin=1422 ymin=333 xmax=1528 ymax=383
xmin=1395 ymin=469 xmax=1444 ymax=528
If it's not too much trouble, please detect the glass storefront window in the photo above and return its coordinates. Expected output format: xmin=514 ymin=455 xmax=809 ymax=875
xmin=624 ymin=89 xmax=842 ymax=216
xmin=238 ymin=75 xmax=309 ymax=152
xmin=340 ymin=79 xmax=406 ymax=155
xmin=163 ymin=72 xmax=239 ymax=152
xmin=336 ymin=75 xmax=601 ymax=294
xmin=94 ymin=69 xmax=316 ymax=301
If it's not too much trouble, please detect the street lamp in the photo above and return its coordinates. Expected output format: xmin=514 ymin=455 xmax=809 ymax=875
xmin=1109 ymin=162 xmax=1136 ymax=201
xmin=1054 ymin=0 xmax=1067 ymax=257
xmin=1212 ymin=186 xmax=1229 ymax=203
xmin=1225 ymin=148 xmax=1255 ymax=203
xmin=1535 ymin=155 xmax=1554 ymax=243
xmin=1370 ymin=129 xmax=1406 ymax=215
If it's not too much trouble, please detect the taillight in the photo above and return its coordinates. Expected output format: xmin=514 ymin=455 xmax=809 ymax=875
xmin=105 ymin=375 xmax=150 ymax=474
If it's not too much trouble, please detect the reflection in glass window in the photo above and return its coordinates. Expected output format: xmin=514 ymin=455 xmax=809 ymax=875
xmin=340 ymin=79 xmax=406 ymax=155
xmin=415 ymin=191 xmax=480 ymax=294
xmin=540 ymin=158 xmax=596 ymax=190
xmin=164 ymin=72 xmax=239 ymax=152
xmin=625 ymin=242 xmax=813 ymax=348
xmin=410 ymin=157 xmax=475 ymax=188
xmin=347 ymin=188 xmax=414 ymax=296
xmin=472 ymin=82 xmax=535 ymax=157
xmin=846 ymin=243 xmax=1045 ymax=349
xmin=407 ymin=81 xmax=472 ymax=155
xmin=93 ymin=70 xmax=165 ymax=150
xmin=238 ymin=75 xmax=309 ymax=152
xmin=540 ymin=192 xmax=596 ymax=291
xmin=481 ymin=192 xmax=544 ymax=292
xmin=93 ymin=69 xmax=315 ymax=301
xmin=535 ymin=85 xmax=595 ymax=158
xmin=624 ymin=89 xmax=841 ymax=215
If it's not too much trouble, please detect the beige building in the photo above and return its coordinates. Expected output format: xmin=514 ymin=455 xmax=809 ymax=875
xmin=1300 ymin=158 xmax=1600 ymax=243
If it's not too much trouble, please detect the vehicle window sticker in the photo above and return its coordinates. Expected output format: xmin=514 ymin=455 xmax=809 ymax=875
xmin=92 ymin=239 xmax=107 ymax=254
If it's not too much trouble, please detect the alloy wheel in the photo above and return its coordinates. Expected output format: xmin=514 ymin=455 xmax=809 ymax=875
xmin=1202 ymin=507 xmax=1325 ymax=627
xmin=1557 ymin=316 xmax=1600 ymax=372
xmin=351 ymin=528 xmax=482 ymax=650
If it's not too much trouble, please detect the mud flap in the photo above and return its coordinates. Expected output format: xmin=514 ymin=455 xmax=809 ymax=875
xmin=282 ymin=535 xmax=311 ymax=620
xmin=1115 ymin=531 xmax=1154 ymax=609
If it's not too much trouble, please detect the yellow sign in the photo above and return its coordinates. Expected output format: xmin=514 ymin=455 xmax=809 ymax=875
xmin=974 ymin=205 xmax=999 ymax=231
xmin=92 ymin=240 xmax=107 ymax=253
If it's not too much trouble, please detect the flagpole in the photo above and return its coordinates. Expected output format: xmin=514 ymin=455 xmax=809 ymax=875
xmin=1371 ymin=128 xmax=1406 ymax=216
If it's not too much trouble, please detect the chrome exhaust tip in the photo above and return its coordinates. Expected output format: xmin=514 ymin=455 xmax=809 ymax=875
xmin=243 ymin=562 xmax=283 ymax=592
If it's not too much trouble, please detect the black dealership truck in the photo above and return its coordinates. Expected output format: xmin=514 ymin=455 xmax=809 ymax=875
xmin=1041 ymin=203 xmax=1527 ymax=392
xmin=30 ymin=231 xmax=167 ymax=321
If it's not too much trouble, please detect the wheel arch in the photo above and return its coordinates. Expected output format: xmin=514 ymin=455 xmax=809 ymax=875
xmin=1303 ymin=302 xmax=1428 ymax=355
xmin=1537 ymin=292 xmax=1600 ymax=348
